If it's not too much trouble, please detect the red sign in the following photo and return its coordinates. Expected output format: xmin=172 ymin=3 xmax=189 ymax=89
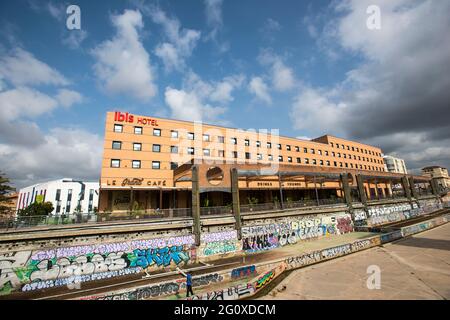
xmin=114 ymin=112 xmax=159 ymax=126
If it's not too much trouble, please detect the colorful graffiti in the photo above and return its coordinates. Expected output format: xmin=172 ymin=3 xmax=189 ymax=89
xmin=231 ymin=265 xmax=256 ymax=279
xmin=285 ymin=237 xmax=380 ymax=270
xmin=0 ymin=234 xmax=195 ymax=295
xmin=200 ymin=231 xmax=238 ymax=257
xmin=241 ymin=213 xmax=353 ymax=253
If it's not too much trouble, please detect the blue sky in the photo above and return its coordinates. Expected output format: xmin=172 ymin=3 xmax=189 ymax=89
xmin=1 ymin=0 xmax=449 ymax=188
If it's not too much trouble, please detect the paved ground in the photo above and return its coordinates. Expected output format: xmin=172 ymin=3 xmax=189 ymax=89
xmin=263 ymin=223 xmax=450 ymax=300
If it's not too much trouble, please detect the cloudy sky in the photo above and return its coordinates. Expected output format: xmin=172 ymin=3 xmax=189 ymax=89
xmin=0 ymin=0 xmax=449 ymax=189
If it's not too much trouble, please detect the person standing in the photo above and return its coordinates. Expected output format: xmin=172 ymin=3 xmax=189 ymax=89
xmin=177 ymin=267 xmax=194 ymax=297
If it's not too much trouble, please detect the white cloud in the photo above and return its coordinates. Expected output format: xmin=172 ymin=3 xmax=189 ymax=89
xmin=164 ymin=87 xmax=226 ymax=123
xmin=55 ymin=89 xmax=83 ymax=108
xmin=204 ymin=0 xmax=223 ymax=40
xmin=258 ymin=50 xmax=295 ymax=92
xmin=91 ymin=9 xmax=157 ymax=101
xmin=248 ymin=77 xmax=272 ymax=105
xmin=148 ymin=7 xmax=201 ymax=72
xmin=0 ymin=86 xmax=58 ymax=121
xmin=63 ymin=30 xmax=88 ymax=50
xmin=0 ymin=48 xmax=69 ymax=86
xmin=0 ymin=128 xmax=102 ymax=189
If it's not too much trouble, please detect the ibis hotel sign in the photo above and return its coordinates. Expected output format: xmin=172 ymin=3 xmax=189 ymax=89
xmin=114 ymin=111 xmax=159 ymax=126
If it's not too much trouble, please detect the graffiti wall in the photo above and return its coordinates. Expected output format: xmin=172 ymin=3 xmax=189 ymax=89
xmin=186 ymin=263 xmax=286 ymax=300
xmin=199 ymin=230 xmax=239 ymax=258
xmin=0 ymin=234 xmax=197 ymax=295
xmin=285 ymin=237 xmax=380 ymax=269
xmin=80 ymin=272 xmax=225 ymax=300
xmin=241 ymin=212 xmax=354 ymax=253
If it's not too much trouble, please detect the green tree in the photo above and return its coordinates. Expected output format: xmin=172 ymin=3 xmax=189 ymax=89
xmin=18 ymin=201 xmax=54 ymax=217
xmin=0 ymin=172 xmax=16 ymax=216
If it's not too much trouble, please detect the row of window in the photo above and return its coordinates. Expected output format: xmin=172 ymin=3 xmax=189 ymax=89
xmin=110 ymin=158 xmax=384 ymax=171
xmin=111 ymin=140 xmax=383 ymax=164
xmin=329 ymin=142 xmax=380 ymax=157
xmin=113 ymin=124 xmax=381 ymax=158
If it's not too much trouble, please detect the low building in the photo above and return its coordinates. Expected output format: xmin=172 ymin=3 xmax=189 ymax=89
xmin=16 ymin=178 xmax=99 ymax=215
xmin=421 ymin=166 xmax=450 ymax=189
xmin=383 ymin=155 xmax=408 ymax=174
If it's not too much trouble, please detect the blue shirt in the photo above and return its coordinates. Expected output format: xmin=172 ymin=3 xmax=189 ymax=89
xmin=186 ymin=274 xmax=192 ymax=286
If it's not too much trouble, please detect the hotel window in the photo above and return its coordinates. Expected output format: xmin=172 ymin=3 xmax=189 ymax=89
xmin=171 ymin=130 xmax=178 ymax=138
xmin=340 ymin=162 xmax=343 ymax=167
xmin=330 ymin=142 xmax=334 ymax=147
xmin=153 ymin=128 xmax=161 ymax=137
xmin=188 ymin=132 xmax=195 ymax=140
xmin=112 ymin=141 xmax=122 ymax=150
xmin=278 ymin=144 xmax=282 ymax=150
xmin=304 ymin=147 xmax=308 ymax=153
xmin=114 ymin=124 xmax=123 ymax=133
xmin=350 ymin=163 xmax=354 ymax=168
xmin=233 ymin=151 xmax=238 ymax=158
xmin=326 ymin=160 xmax=330 ymax=166
xmin=218 ymin=150 xmax=225 ymax=157
xmin=245 ymin=139 xmax=250 ymax=146
xmin=312 ymin=159 xmax=317 ymax=165
xmin=295 ymin=146 xmax=300 ymax=152
xmin=360 ymin=164 xmax=363 ymax=169
xmin=336 ymin=144 xmax=340 ymax=149
xmin=278 ymin=155 xmax=283 ymax=162
xmin=170 ymin=146 xmax=178 ymax=153
xmin=256 ymin=141 xmax=261 ymax=148
xmin=310 ymin=148 xmax=315 ymax=154
xmin=347 ymin=146 xmax=350 ymax=150
xmin=134 ymin=126 xmax=143 ymax=135
xmin=288 ymin=157 xmax=292 ymax=163
xmin=364 ymin=165 xmax=367 ymax=169
xmin=356 ymin=147 xmax=359 ymax=152
xmin=111 ymin=159 xmax=120 ymax=168
xmin=345 ymin=163 xmax=348 ymax=168
xmin=187 ymin=147 xmax=195 ymax=155
xmin=334 ymin=161 xmax=337 ymax=167
xmin=296 ymin=157 xmax=301 ymax=163
xmin=352 ymin=147 xmax=355 ymax=151
xmin=318 ymin=150 xmax=322 ymax=155
xmin=245 ymin=152 xmax=251 ymax=160
xmin=132 ymin=160 xmax=141 ymax=169
xmin=358 ymin=156 xmax=361 ymax=160
xmin=218 ymin=136 xmax=225 ymax=143
xmin=267 ymin=142 xmax=272 ymax=149
xmin=343 ymin=154 xmax=347 ymax=159
xmin=354 ymin=155 xmax=357 ymax=160
xmin=320 ymin=160 xmax=324 ymax=165
xmin=305 ymin=158 xmax=309 ymax=164
xmin=341 ymin=144 xmax=345 ymax=149
xmin=133 ymin=143 xmax=142 ymax=151
xmin=153 ymin=144 xmax=161 ymax=152
xmin=332 ymin=152 xmax=335 ymax=157
xmin=338 ymin=153 xmax=341 ymax=158
xmin=170 ymin=162 xmax=178 ymax=170
xmin=286 ymin=145 xmax=291 ymax=151
xmin=203 ymin=149 xmax=211 ymax=156
xmin=325 ymin=151 xmax=329 ymax=156
xmin=257 ymin=153 xmax=263 ymax=160
xmin=268 ymin=154 xmax=273 ymax=161
xmin=152 ymin=161 xmax=160 ymax=170
xmin=231 ymin=137 xmax=237 ymax=145
xmin=203 ymin=134 xmax=210 ymax=142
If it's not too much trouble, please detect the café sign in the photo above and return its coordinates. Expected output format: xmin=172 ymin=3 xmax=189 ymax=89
xmin=106 ymin=178 xmax=167 ymax=187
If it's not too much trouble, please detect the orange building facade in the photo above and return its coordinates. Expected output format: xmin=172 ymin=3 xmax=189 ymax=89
xmin=99 ymin=111 xmax=387 ymax=213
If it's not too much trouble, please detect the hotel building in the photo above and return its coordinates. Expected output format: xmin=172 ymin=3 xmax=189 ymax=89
xmin=99 ymin=111 xmax=393 ymax=214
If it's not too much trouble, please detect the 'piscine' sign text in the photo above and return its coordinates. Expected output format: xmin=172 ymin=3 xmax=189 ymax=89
xmin=114 ymin=112 xmax=159 ymax=126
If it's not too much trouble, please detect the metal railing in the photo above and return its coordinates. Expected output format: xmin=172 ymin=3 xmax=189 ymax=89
xmin=240 ymin=198 xmax=345 ymax=213
xmin=200 ymin=206 xmax=233 ymax=216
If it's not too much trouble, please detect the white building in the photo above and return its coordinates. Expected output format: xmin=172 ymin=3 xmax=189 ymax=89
xmin=16 ymin=178 xmax=99 ymax=215
xmin=383 ymin=155 xmax=408 ymax=174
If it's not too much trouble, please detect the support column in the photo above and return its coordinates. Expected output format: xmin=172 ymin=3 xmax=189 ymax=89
xmin=231 ymin=168 xmax=242 ymax=240
xmin=401 ymin=176 xmax=412 ymax=201
xmin=356 ymin=174 xmax=367 ymax=205
xmin=408 ymin=176 xmax=418 ymax=199
xmin=191 ymin=166 xmax=201 ymax=246
xmin=129 ymin=188 xmax=134 ymax=213
xmin=430 ymin=178 xmax=439 ymax=196
xmin=278 ymin=173 xmax=285 ymax=209
xmin=340 ymin=173 xmax=353 ymax=207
